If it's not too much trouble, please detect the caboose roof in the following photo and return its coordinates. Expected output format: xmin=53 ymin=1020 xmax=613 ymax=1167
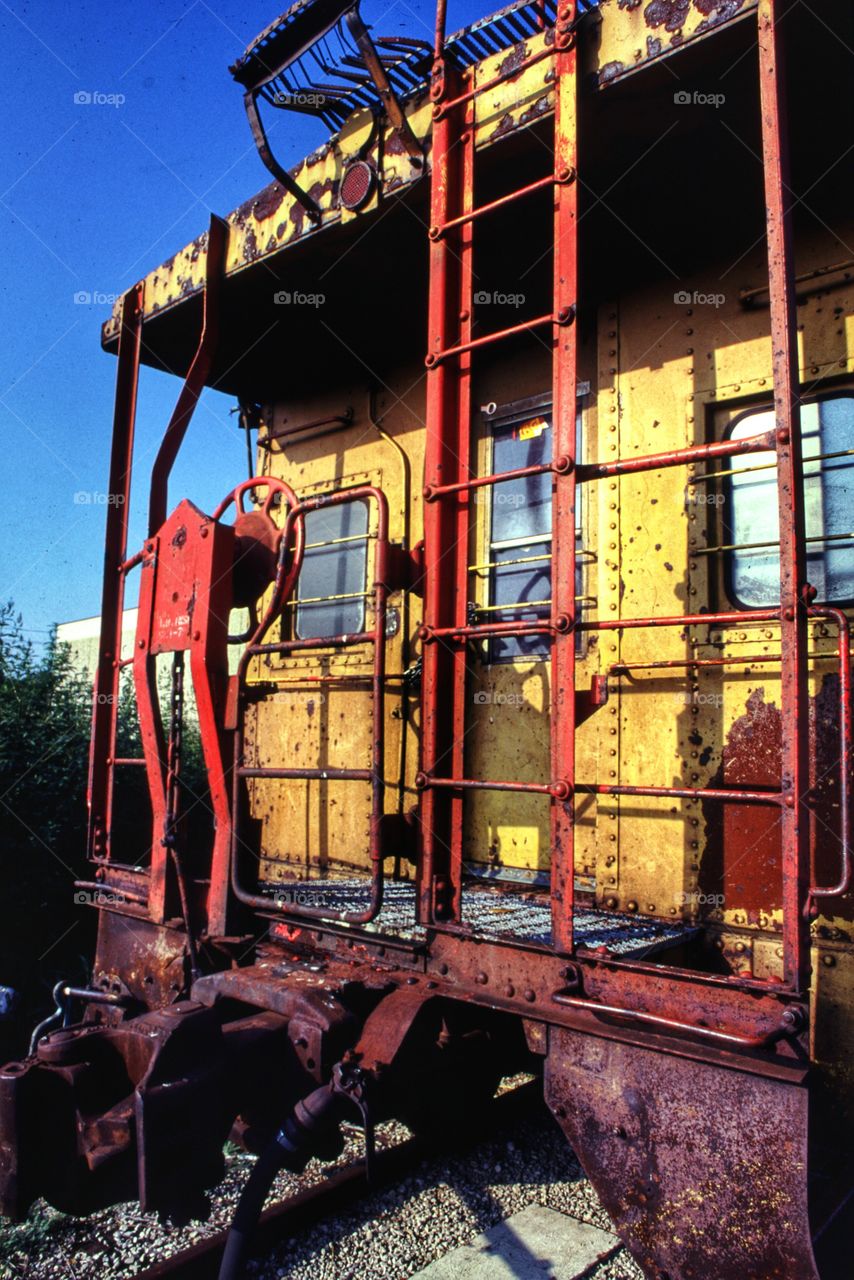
xmin=101 ymin=0 xmax=766 ymax=395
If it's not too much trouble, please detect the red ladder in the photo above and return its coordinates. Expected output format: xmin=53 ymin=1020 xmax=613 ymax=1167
xmin=417 ymin=0 xmax=832 ymax=987
xmin=418 ymin=6 xmax=580 ymax=951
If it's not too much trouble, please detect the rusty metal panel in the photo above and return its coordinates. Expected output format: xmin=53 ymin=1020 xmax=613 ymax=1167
xmin=546 ymin=1025 xmax=820 ymax=1279
xmin=594 ymin=0 xmax=758 ymax=87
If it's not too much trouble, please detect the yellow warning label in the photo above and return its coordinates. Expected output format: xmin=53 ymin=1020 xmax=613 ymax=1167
xmin=517 ymin=417 xmax=548 ymax=441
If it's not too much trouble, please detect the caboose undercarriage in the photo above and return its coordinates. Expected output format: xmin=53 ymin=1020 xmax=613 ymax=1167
xmin=2 ymin=1 xmax=853 ymax=1277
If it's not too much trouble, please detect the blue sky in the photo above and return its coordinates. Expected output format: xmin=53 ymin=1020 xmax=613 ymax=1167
xmin=0 ymin=0 xmax=481 ymax=643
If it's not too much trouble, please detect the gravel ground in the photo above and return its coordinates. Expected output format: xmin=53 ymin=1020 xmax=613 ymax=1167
xmin=0 ymin=1081 xmax=643 ymax=1280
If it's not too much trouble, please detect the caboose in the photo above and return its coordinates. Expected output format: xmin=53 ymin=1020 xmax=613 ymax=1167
xmin=1 ymin=1 xmax=852 ymax=1277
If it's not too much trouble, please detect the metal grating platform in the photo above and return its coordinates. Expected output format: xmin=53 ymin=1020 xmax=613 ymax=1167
xmin=262 ymin=878 xmax=696 ymax=956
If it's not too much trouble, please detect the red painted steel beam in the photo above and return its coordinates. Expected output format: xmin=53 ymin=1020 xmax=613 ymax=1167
xmin=415 ymin=774 xmax=565 ymax=797
xmin=578 ymin=783 xmax=782 ymax=806
xmin=423 ymin=429 xmax=775 ymax=501
xmin=424 ymin=457 xmax=568 ymax=501
xmin=577 ymin=428 xmax=777 ymax=481
xmin=758 ymin=0 xmax=810 ymax=989
xmin=87 ymin=282 xmax=145 ymax=864
xmin=580 ymin=608 xmax=781 ymax=632
xmin=419 ymin=61 xmax=473 ymax=928
xmin=423 ymin=620 xmax=553 ymax=642
xmin=550 ymin=9 xmax=579 ymax=955
xmin=426 ymin=312 xmax=552 ymax=366
xmin=432 ymin=173 xmax=554 ymax=236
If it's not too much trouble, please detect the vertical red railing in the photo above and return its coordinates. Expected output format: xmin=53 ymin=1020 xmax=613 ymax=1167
xmin=420 ymin=45 xmax=473 ymax=924
xmin=758 ymin=0 xmax=810 ymax=989
xmin=87 ymin=282 xmax=145 ymax=863
xmin=549 ymin=5 xmax=579 ymax=954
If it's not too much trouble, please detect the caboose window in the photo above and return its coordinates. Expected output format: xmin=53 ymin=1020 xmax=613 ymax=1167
xmin=726 ymin=394 xmax=854 ymax=608
xmin=488 ymin=408 xmax=554 ymax=661
xmin=294 ymin=501 xmax=369 ymax=639
xmin=481 ymin=395 xmax=585 ymax=662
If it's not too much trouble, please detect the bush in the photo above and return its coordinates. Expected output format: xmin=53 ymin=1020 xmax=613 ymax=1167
xmin=0 ymin=603 xmax=93 ymax=1059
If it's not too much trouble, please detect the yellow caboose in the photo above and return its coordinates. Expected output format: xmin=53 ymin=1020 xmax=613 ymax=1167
xmin=2 ymin=2 xmax=852 ymax=1278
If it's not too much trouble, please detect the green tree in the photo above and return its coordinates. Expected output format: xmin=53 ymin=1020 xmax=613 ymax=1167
xmin=0 ymin=603 xmax=93 ymax=1059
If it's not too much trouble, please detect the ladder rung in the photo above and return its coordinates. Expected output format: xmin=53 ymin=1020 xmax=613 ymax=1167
xmin=416 ymin=773 xmax=563 ymax=796
xmin=432 ymin=173 xmax=554 ymax=237
xmin=578 ymin=783 xmax=784 ymax=807
xmin=416 ymin=778 xmax=782 ymax=805
xmin=239 ymin=766 xmax=372 ymax=782
xmin=433 ymin=43 xmax=555 ymax=121
xmin=577 ymin=429 xmax=777 ymax=483
xmin=420 ymin=621 xmax=554 ymax=642
xmin=427 ymin=312 xmax=555 ymax=366
xmin=249 ymin=631 xmax=376 ymax=656
xmin=579 ymin=608 xmax=781 ymax=633
xmin=424 ymin=457 xmax=567 ymax=501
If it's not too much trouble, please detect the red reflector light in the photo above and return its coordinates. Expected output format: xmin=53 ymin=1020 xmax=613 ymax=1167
xmin=339 ymin=160 xmax=376 ymax=211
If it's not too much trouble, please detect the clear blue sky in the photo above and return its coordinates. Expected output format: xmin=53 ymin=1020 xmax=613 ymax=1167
xmin=0 ymin=0 xmax=482 ymax=643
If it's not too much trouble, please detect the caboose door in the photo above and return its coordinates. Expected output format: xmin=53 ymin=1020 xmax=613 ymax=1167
xmin=241 ymin=463 xmax=408 ymax=890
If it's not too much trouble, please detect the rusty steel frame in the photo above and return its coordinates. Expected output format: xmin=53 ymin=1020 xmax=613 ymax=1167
xmin=759 ymin=0 xmax=811 ymax=988
xmin=550 ymin=15 xmax=579 ymax=953
xmin=229 ymin=485 xmax=391 ymax=926
xmin=419 ymin=51 xmax=474 ymax=927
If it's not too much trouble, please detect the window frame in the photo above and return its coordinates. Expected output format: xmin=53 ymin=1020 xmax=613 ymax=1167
xmin=721 ymin=388 xmax=854 ymax=611
xmin=292 ymin=497 xmax=371 ymax=641
xmin=478 ymin=388 xmax=588 ymax=665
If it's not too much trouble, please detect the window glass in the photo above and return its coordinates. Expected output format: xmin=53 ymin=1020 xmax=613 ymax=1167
xmin=295 ymin=501 xmax=369 ymax=638
xmin=727 ymin=395 xmax=854 ymax=606
xmin=489 ymin=412 xmax=553 ymax=661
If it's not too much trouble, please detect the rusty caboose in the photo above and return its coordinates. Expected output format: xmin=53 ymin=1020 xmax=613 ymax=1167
xmin=2 ymin=1 xmax=853 ymax=1276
